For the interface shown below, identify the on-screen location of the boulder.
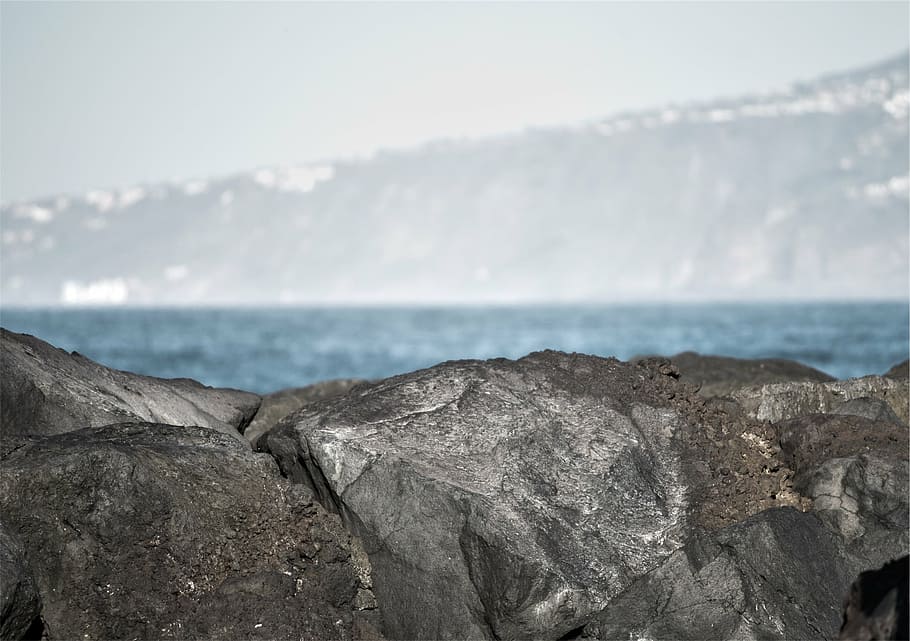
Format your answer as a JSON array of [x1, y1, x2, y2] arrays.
[[839, 555, 909, 641], [262, 351, 813, 640], [633, 351, 833, 398], [0, 329, 260, 443], [777, 413, 909, 543], [0, 523, 42, 641], [831, 397, 905, 425], [245, 379, 364, 446], [883, 359, 909, 380], [582, 508, 892, 641], [0, 422, 379, 640], [731, 375, 909, 426]]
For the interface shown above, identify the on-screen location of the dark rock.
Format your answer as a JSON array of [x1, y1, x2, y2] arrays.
[[778, 413, 909, 542], [839, 555, 909, 641], [778, 413, 909, 475], [583, 508, 892, 641], [0, 522, 42, 641], [732, 375, 909, 426], [0, 329, 261, 443], [633, 351, 834, 398], [883, 359, 909, 380], [0, 422, 378, 640], [832, 397, 905, 425], [262, 350, 812, 640], [245, 379, 364, 446]]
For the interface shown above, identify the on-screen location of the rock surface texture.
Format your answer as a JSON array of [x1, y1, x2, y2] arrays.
[[0, 523, 42, 641], [263, 352, 696, 640], [731, 375, 910, 426], [0, 329, 261, 443], [0, 423, 379, 641], [639, 351, 834, 397], [245, 379, 365, 446], [582, 508, 879, 641]]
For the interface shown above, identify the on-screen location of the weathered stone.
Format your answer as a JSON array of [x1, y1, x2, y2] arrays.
[[0, 522, 42, 641], [777, 413, 909, 475], [796, 455, 909, 541], [633, 351, 834, 398], [583, 508, 896, 641], [0, 329, 260, 443], [831, 397, 905, 425], [245, 379, 364, 446], [0, 422, 378, 641], [731, 375, 909, 426], [839, 555, 909, 641], [263, 351, 761, 640]]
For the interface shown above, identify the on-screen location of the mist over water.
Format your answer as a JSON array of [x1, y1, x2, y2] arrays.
[[2, 303, 906, 394]]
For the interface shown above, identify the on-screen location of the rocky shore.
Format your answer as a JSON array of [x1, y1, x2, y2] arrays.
[[1, 328, 907, 640]]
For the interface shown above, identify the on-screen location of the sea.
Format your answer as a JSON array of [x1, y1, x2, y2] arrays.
[[1, 303, 907, 395]]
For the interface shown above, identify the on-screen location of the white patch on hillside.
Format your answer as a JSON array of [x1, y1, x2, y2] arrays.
[[85, 190, 115, 212], [14, 204, 53, 223], [61, 278, 129, 305]]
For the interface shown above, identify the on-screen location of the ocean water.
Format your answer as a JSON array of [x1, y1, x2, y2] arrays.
[[1, 303, 907, 394]]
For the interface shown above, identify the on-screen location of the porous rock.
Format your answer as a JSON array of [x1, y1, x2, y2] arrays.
[[731, 375, 909, 426], [635, 351, 834, 398], [582, 508, 890, 641], [0, 328, 260, 442], [0, 522, 42, 641], [0, 422, 378, 641], [262, 350, 814, 640], [245, 379, 364, 446]]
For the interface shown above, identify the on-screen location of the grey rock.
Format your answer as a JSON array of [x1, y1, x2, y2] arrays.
[[731, 375, 909, 426], [0, 328, 260, 443], [263, 351, 700, 640], [777, 413, 909, 542], [839, 555, 909, 641], [777, 413, 909, 475], [245, 379, 364, 446], [831, 397, 905, 425], [583, 508, 894, 641], [883, 359, 909, 380], [0, 422, 378, 640], [635, 351, 834, 398], [796, 455, 909, 541], [0, 522, 42, 641]]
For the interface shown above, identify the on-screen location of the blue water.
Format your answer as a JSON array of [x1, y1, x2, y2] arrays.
[[1, 303, 907, 394]]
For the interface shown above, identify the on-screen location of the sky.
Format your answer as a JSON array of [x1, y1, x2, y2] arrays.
[[2, 1, 908, 203]]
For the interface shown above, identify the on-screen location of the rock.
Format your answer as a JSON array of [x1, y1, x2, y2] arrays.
[[796, 455, 909, 541], [839, 555, 909, 641], [883, 359, 909, 379], [731, 375, 909, 426], [831, 397, 905, 425], [777, 413, 909, 475], [0, 523, 42, 641], [0, 422, 379, 640], [583, 508, 891, 641], [633, 351, 834, 398], [0, 329, 261, 443], [245, 379, 364, 446], [263, 350, 809, 640]]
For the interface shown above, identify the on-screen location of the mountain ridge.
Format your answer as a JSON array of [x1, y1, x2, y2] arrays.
[[2, 51, 907, 305]]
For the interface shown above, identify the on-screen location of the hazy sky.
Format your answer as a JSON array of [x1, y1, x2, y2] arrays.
[[2, 1, 908, 202]]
